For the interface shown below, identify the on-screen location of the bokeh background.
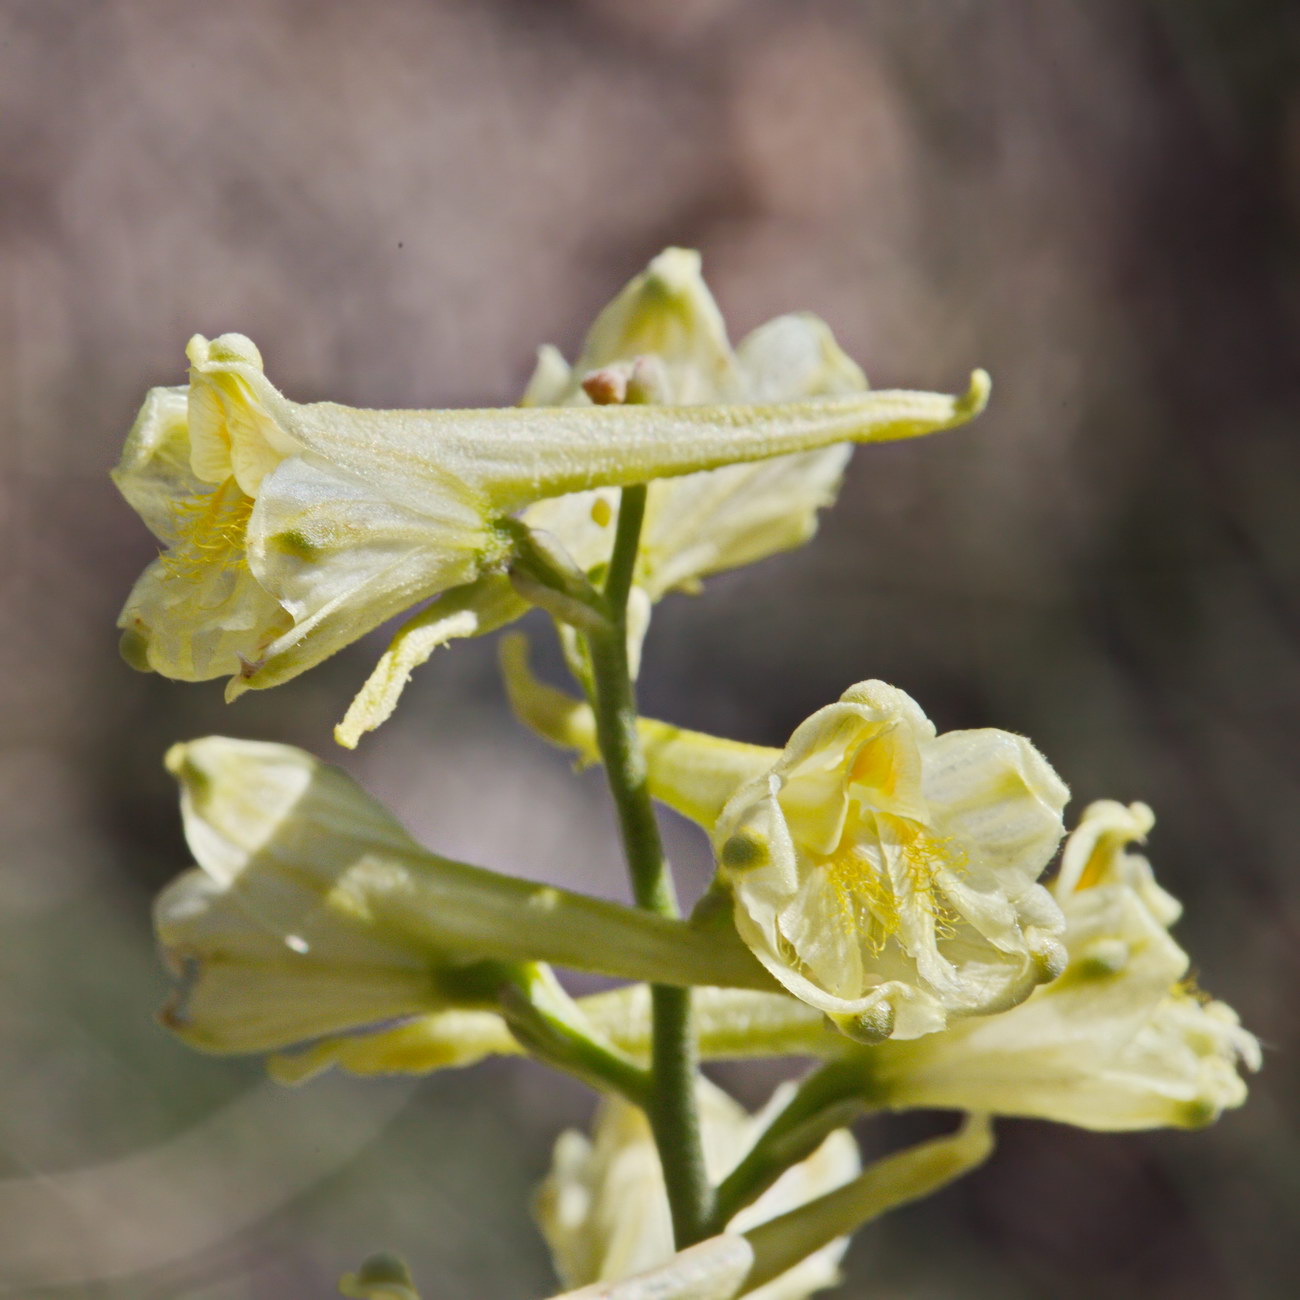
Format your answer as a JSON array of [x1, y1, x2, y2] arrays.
[[3, 1, 1299, 1296]]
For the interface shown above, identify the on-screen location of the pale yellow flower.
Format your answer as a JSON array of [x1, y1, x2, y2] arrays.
[[860, 801, 1260, 1129], [335, 247, 987, 745], [154, 737, 771, 1056], [117, 301, 985, 710], [503, 647, 1069, 1042], [115, 333, 496, 694], [709, 681, 1070, 1039], [535, 1080, 859, 1300]]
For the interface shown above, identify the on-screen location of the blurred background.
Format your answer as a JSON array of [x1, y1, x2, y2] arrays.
[[3, 1, 1299, 1295]]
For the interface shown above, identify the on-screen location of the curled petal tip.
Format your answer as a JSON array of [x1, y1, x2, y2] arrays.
[[961, 369, 992, 419]]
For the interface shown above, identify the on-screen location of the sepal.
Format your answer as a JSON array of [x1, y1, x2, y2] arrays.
[[335, 576, 526, 749]]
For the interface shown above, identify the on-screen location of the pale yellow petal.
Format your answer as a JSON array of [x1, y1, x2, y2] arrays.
[[635, 449, 851, 600], [185, 333, 299, 494], [923, 728, 1070, 882], [521, 344, 574, 407], [110, 385, 201, 542], [232, 454, 500, 694], [117, 478, 292, 681], [268, 1009, 517, 1085], [335, 576, 527, 748], [154, 871, 440, 1054]]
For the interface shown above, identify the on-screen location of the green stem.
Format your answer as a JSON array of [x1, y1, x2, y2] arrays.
[[602, 482, 646, 626], [584, 482, 714, 1246], [708, 1058, 869, 1234]]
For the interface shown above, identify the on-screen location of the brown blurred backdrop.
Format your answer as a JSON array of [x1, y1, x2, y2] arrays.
[[2, 1, 1299, 1296]]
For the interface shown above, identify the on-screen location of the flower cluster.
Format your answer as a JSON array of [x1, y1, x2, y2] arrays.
[[114, 250, 1257, 1300]]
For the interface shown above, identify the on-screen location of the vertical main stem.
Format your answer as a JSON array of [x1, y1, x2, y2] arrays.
[[585, 483, 714, 1246]]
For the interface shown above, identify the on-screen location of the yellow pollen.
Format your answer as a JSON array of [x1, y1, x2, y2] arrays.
[[1174, 974, 1213, 1006], [161, 478, 254, 588], [820, 821, 966, 953]]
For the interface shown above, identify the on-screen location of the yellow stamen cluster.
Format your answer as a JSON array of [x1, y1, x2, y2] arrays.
[[820, 820, 966, 955], [823, 846, 902, 954], [161, 479, 254, 591]]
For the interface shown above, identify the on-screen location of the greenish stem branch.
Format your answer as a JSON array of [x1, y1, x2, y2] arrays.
[[709, 1058, 869, 1234], [498, 966, 651, 1106]]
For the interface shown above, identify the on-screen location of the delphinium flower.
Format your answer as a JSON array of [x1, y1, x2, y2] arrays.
[[153, 736, 770, 1057], [337, 247, 938, 745], [503, 647, 1069, 1041], [112, 261, 988, 712]]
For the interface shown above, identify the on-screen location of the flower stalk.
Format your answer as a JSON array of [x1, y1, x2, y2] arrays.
[[707, 1059, 869, 1234], [584, 482, 714, 1247], [498, 965, 651, 1106]]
